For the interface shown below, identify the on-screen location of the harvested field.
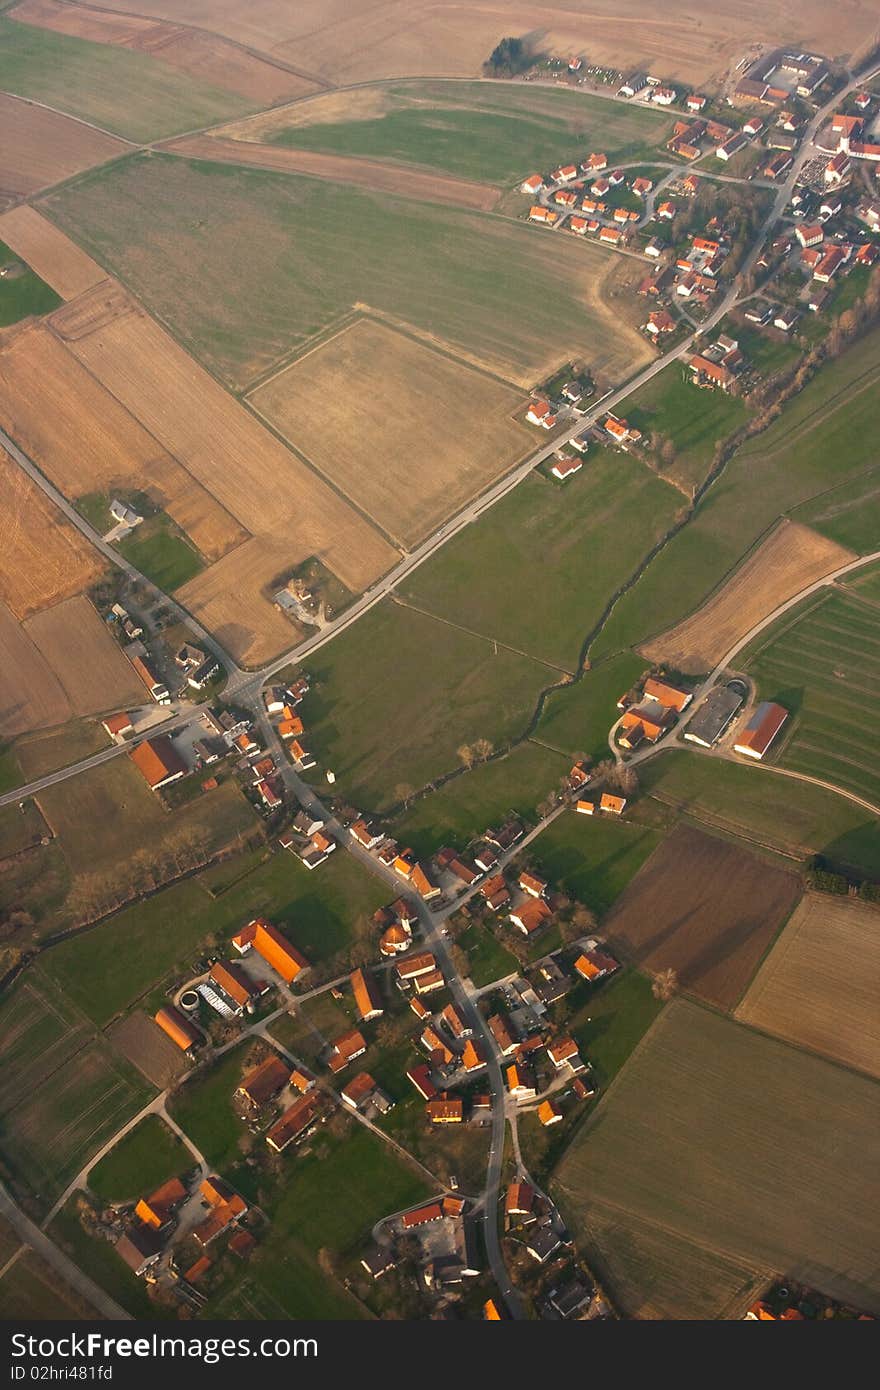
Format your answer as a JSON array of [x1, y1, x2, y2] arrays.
[[43, 153, 654, 390], [174, 535, 310, 665], [736, 893, 880, 1080], [0, 446, 104, 619], [0, 205, 107, 300], [0, 92, 126, 200], [107, 1011, 186, 1089], [163, 135, 502, 212], [23, 595, 144, 717], [604, 824, 801, 1011], [44, 294, 396, 659], [11, 0, 315, 104], [0, 601, 70, 736], [77, 0, 879, 88], [554, 1000, 880, 1318], [0, 1246, 99, 1318], [0, 323, 244, 563], [640, 521, 855, 674], [250, 319, 529, 546]]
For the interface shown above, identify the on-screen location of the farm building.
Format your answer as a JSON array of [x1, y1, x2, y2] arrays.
[[236, 1055, 290, 1107], [350, 966, 384, 1021], [129, 736, 187, 790], [265, 1092, 324, 1152], [154, 1005, 201, 1054], [232, 917, 309, 983], [643, 677, 692, 711], [733, 702, 788, 760], [684, 684, 744, 747]]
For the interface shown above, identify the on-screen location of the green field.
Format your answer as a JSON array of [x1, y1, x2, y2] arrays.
[[553, 1000, 880, 1317], [117, 515, 204, 590], [0, 16, 252, 141], [44, 154, 652, 390], [529, 810, 664, 916], [791, 468, 880, 554], [533, 651, 648, 763], [42, 846, 388, 1027], [592, 326, 880, 659], [166, 1046, 249, 1180], [744, 590, 880, 806], [400, 455, 681, 671], [390, 740, 568, 857], [267, 80, 671, 183], [625, 361, 750, 494], [0, 973, 150, 1207], [641, 750, 880, 879], [0, 239, 61, 325], [87, 1115, 190, 1203], [296, 600, 549, 812], [843, 557, 880, 604], [457, 921, 520, 987]]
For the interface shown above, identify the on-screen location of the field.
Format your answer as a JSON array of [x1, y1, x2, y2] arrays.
[[0, 205, 107, 300], [107, 1011, 188, 1088], [0, 601, 72, 736], [24, 595, 145, 715], [249, 319, 530, 547], [457, 921, 519, 988], [33, 757, 259, 934], [296, 600, 549, 812], [0, 973, 149, 1206], [0, 237, 61, 325], [0, 322, 246, 564], [41, 285, 397, 662], [744, 590, 880, 807], [11, 718, 107, 782], [533, 651, 648, 762], [626, 361, 750, 495], [163, 134, 503, 212], [11, 0, 315, 104], [43, 153, 655, 391], [0, 1248, 98, 1319], [391, 740, 568, 858], [0, 91, 126, 201], [117, 513, 203, 590], [792, 469, 880, 555], [604, 824, 801, 1010], [0, 14, 258, 142], [0, 447, 105, 618], [88, 1114, 189, 1202], [555, 1000, 880, 1317], [736, 894, 880, 1080], [844, 557, 880, 604], [72, 0, 877, 89], [530, 811, 665, 917], [641, 520, 855, 674], [399, 456, 682, 671], [218, 79, 670, 183], [641, 751, 880, 881], [42, 846, 387, 1026], [592, 325, 880, 662]]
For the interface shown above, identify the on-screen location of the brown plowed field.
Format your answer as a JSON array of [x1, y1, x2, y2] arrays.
[[0, 206, 107, 300], [0, 93, 127, 200], [11, 0, 316, 103], [736, 893, 880, 1079], [0, 446, 105, 618], [53, 296, 396, 642], [162, 134, 502, 212], [0, 323, 245, 562], [604, 824, 801, 1011], [74, 0, 878, 87], [0, 601, 69, 735], [23, 595, 144, 717], [107, 1012, 186, 1088], [249, 319, 529, 546], [640, 520, 855, 674]]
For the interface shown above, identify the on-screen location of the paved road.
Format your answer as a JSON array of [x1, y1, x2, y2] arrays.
[[0, 1181, 131, 1320]]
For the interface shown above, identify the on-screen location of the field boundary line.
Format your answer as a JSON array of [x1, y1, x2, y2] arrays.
[[389, 595, 574, 675]]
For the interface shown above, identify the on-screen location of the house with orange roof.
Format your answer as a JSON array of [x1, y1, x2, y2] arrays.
[[510, 898, 552, 936], [134, 1177, 187, 1231], [643, 676, 691, 711], [484, 1299, 503, 1320], [599, 792, 626, 815], [568, 215, 588, 236], [480, 873, 511, 910], [521, 173, 544, 195], [193, 1177, 247, 1247], [402, 1203, 444, 1229], [350, 966, 384, 1022], [236, 1054, 290, 1107], [488, 1013, 518, 1056], [599, 225, 622, 245], [526, 399, 555, 428], [529, 205, 558, 226], [505, 1180, 535, 1216], [154, 1005, 201, 1054], [657, 200, 676, 219], [547, 1037, 582, 1071], [551, 163, 579, 183], [349, 818, 384, 850], [538, 1099, 563, 1126], [102, 712, 134, 742], [576, 799, 596, 815], [396, 951, 437, 982], [414, 968, 446, 995], [327, 1028, 367, 1072], [426, 1095, 463, 1124], [277, 714, 304, 740], [265, 1090, 325, 1152], [462, 1039, 486, 1072], [554, 188, 578, 208], [583, 152, 607, 171], [340, 1071, 378, 1111], [518, 870, 547, 899], [407, 1063, 439, 1100], [506, 1062, 536, 1099], [574, 947, 619, 982], [232, 918, 309, 984], [209, 959, 267, 1016], [551, 454, 583, 481]]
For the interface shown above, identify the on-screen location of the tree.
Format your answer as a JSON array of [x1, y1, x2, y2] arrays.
[[660, 436, 677, 467], [483, 36, 532, 77], [651, 967, 678, 1001], [473, 738, 494, 762], [457, 744, 474, 770]]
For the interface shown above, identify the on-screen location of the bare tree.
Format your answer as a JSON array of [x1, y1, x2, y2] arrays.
[[473, 738, 494, 763], [457, 744, 475, 770], [651, 967, 678, 1001]]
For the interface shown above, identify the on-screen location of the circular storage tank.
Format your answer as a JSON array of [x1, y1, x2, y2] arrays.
[[179, 989, 200, 1014]]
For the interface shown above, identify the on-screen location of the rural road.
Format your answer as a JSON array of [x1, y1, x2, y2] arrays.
[[0, 1181, 131, 1320]]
